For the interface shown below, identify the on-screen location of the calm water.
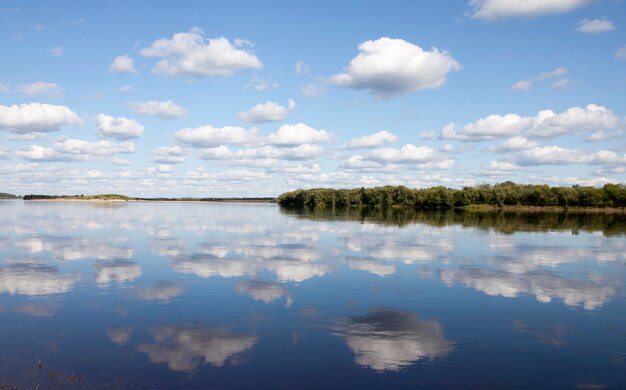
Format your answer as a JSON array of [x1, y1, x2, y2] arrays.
[[1, 201, 625, 389]]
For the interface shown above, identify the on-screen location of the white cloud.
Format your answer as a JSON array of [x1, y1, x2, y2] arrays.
[[615, 45, 626, 59], [140, 27, 262, 77], [441, 113, 531, 141], [0, 103, 81, 134], [484, 160, 521, 172], [201, 144, 324, 161], [49, 46, 63, 56], [16, 81, 62, 97], [511, 80, 531, 91], [301, 83, 326, 97], [366, 144, 437, 163], [512, 67, 567, 91], [237, 99, 296, 123], [109, 54, 136, 74], [175, 124, 258, 147], [441, 104, 620, 141], [119, 85, 134, 93], [268, 123, 330, 146], [0, 146, 9, 160], [55, 138, 135, 156], [130, 100, 187, 119], [96, 114, 144, 140], [514, 146, 626, 166], [526, 104, 619, 138], [418, 130, 436, 140], [576, 18, 615, 33], [331, 37, 460, 98], [343, 130, 398, 149], [17, 138, 135, 162], [295, 61, 310, 75], [585, 129, 623, 142], [153, 145, 186, 164], [469, 0, 593, 20], [535, 67, 568, 80], [491, 136, 537, 152], [550, 79, 570, 90]]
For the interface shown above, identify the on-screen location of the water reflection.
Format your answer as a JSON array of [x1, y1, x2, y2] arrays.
[[337, 309, 453, 372], [235, 280, 293, 306], [135, 281, 185, 302], [95, 259, 142, 285], [137, 326, 257, 372], [0, 261, 79, 296], [0, 201, 624, 387], [107, 326, 132, 345]]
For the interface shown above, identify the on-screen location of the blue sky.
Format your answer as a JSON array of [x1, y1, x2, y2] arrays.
[[0, 0, 625, 197]]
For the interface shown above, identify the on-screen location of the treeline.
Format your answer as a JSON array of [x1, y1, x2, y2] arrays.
[[280, 207, 626, 236], [23, 194, 131, 200], [0, 192, 19, 199], [277, 182, 626, 209]]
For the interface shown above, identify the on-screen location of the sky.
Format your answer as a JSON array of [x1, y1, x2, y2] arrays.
[[0, 0, 625, 197]]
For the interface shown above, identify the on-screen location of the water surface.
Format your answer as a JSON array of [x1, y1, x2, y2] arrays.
[[1, 201, 625, 388]]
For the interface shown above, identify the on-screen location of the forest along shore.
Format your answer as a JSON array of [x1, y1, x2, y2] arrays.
[[277, 182, 626, 211]]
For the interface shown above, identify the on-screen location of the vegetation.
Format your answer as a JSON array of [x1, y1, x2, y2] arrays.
[[23, 194, 132, 201], [22, 194, 276, 202], [0, 192, 19, 199], [278, 182, 626, 209], [279, 207, 626, 236]]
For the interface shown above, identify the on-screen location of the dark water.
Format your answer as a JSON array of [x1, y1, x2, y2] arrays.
[[1, 201, 625, 389]]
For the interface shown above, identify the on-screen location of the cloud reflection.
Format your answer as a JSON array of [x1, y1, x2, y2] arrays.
[[137, 326, 257, 372], [235, 280, 292, 306], [95, 259, 142, 285], [0, 261, 79, 296], [337, 309, 453, 372], [135, 281, 185, 301]]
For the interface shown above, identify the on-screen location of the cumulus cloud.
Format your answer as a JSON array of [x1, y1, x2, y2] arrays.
[[110, 54, 136, 74], [237, 99, 296, 123], [174, 124, 259, 147], [137, 326, 257, 372], [0, 146, 10, 160], [441, 104, 620, 141], [364, 144, 438, 164], [201, 144, 324, 161], [17, 138, 135, 162], [491, 136, 538, 152], [514, 146, 626, 166], [441, 114, 530, 141], [16, 82, 62, 97], [301, 82, 326, 97], [140, 27, 262, 77], [469, 0, 592, 20], [338, 309, 453, 372], [268, 123, 330, 146], [0, 103, 81, 134], [129, 100, 187, 119], [96, 114, 144, 140], [331, 37, 460, 98], [342, 130, 398, 149], [576, 18, 615, 33], [153, 145, 187, 164]]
